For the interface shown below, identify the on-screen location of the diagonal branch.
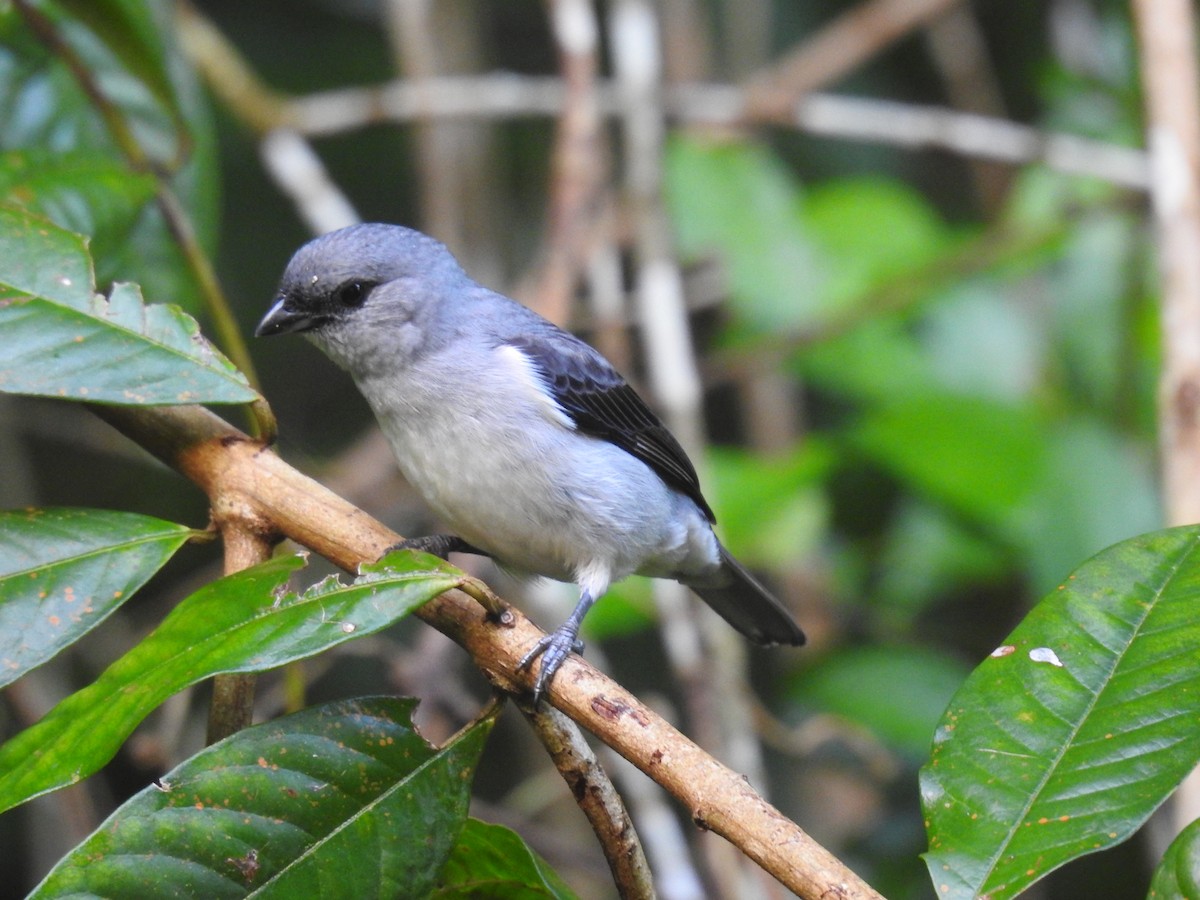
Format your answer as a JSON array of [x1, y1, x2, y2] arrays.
[[91, 401, 881, 900]]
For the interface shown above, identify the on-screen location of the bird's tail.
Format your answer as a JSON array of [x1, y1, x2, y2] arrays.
[[685, 545, 806, 646]]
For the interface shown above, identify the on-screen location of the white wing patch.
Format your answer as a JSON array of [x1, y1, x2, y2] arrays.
[[496, 343, 575, 430]]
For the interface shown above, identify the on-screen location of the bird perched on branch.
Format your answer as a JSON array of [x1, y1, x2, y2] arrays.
[[256, 224, 805, 700]]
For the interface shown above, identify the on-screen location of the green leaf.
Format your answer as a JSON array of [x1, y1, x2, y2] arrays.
[[802, 177, 954, 309], [0, 4, 219, 313], [920, 526, 1200, 899], [1149, 817, 1200, 900], [53, 0, 184, 130], [1012, 418, 1161, 594], [788, 646, 970, 760], [849, 393, 1046, 533], [666, 136, 830, 331], [0, 551, 465, 814], [0, 205, 258, 404], [0, 507, 193, 688], [0, 149, 157, 272], [30, 697, 498, 899], [707, 442, 834, 569], [434, 819, 578, 899]]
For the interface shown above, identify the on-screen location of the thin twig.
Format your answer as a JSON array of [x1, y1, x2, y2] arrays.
[[612, 5, 770, 896], [176, 5, 1148, 191], [740, 0, 960, 117], [276, 76, 1150, 189], [922, 4, 1011, 211], [600, 745, 706, 900], [515, 698, 656, 899], [259, 129, 361, 234], [1130, 0, 1200, 832], [524, 0, 608, 325], [205, 525, 274, 743]]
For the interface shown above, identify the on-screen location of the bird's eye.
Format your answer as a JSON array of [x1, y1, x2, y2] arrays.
[[334, 281, 371, 308]]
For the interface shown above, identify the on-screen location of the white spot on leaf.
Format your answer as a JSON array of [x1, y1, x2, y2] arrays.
[[1029, 647, 1063, 667]]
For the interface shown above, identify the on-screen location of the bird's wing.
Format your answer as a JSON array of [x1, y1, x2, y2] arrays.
[[506, 332, 715, 522]]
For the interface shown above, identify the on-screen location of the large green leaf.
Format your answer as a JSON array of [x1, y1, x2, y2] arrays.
[[0, 205, 257, 404], [0, 3, 219, 312], [0, 149, 157, 268], [0, 551, 465, 814], [433, 819, 578, 899], [0, 506, 194, 688], [920, 526, 1200, 899], [30, 697, 498, 898], [53, 0, 184, 132]]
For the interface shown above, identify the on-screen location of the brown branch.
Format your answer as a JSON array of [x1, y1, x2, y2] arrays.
[[205, 525, 274, 743], [741, 0, 961, 117], [91, 402, 881, 900], [515, 698, 654, 899]]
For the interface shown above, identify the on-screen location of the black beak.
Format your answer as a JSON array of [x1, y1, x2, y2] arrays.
[[255, 297, 322, 337]]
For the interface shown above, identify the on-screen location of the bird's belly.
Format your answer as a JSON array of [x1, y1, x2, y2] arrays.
[[376, 401, 696, 583]]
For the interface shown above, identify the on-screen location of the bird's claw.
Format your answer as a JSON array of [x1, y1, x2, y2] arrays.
[[384, 534, 483, 561], [519, 626, 585, 703]]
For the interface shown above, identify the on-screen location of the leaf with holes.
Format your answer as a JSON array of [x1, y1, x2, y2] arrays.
[[921, 526, 1200, 899], [29, 697, 498, 898], [0, 507, 195, 688], [0, 205, 257, 404], [0, 551, 464, 814]]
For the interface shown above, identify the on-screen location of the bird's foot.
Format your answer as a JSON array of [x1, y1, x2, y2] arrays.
[[519, 626, 586, 703], [384, 534, 485, 561]]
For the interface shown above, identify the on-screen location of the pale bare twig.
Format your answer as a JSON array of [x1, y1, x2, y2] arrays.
[[259, 129, 360, 234], [1130, 0, 1200, 832], [601, 745, 706, 900], [923, 4, 1012, 211], [278, 77, 1150, 189], [523, 0, 608, 326]]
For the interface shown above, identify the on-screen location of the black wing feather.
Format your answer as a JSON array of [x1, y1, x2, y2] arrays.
[[508, 333, 716, 522]]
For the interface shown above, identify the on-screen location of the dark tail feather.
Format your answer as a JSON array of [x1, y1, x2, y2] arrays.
[[686, 545, 806, 647]]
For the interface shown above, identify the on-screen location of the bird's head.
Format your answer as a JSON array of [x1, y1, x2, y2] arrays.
[[255, 224, 467, 370]]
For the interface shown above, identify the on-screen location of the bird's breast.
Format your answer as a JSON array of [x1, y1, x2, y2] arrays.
[[358, 358, 711, 584]]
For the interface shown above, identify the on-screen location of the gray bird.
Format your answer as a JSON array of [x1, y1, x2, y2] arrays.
[[256, 224, 805, 700]]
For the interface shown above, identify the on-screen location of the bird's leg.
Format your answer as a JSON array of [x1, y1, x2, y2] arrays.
[[384, 534, 488, 561], [519, 589, 594, 702]]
